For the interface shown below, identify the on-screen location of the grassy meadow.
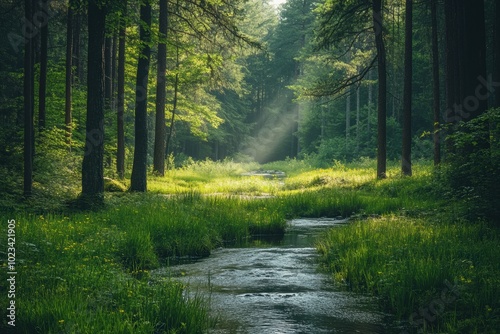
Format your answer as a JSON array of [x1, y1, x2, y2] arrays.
[[1, 158, 499, 333]]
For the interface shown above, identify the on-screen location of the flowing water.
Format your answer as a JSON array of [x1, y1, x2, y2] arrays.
[[155, 218, 399, 333]]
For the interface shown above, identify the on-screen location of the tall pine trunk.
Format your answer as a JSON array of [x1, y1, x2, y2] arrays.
[[39, 0, 48, 132], [495, 0, 500, 108], [461, 0, 487, 122], [401, 0, 413, 176], [165, 45, 180, 170], [65, 1, 73, 146], [444, 0, 458, 154], [153, 0, 168, 176], [130, 1, 152, 192], [82, 0, 106, 203], [111, 34, 118, 110], [368, 69, 372, 135], [373, 0, 387, 179], [345, 87, 350, 151], [104, 37, 113, 111], [117, 0, 127, 179], [356, 86, 360, 152], [72, 13, 81, 84], [431, 0, 441, 165], [24, 0, 34, 197]]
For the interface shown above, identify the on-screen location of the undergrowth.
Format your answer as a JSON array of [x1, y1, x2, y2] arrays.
[[0, 158, 497, 333]]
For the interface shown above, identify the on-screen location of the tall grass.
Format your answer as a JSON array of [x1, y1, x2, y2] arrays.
[[1, 213, 210, 333], [0, 191, 289, 332], [316, 216, 500, 333], [2, 158, 495, 333]]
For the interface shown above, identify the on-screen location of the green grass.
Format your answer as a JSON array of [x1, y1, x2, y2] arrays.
[[1, 158, 498, 333], [1, 213, 211, 333], [316, 215, 500, 333]]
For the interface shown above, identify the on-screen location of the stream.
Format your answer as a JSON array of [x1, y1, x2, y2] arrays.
[[155, 218, 399, 333]]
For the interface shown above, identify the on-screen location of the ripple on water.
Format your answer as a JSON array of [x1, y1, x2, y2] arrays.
[[154, 218, 398, 334]]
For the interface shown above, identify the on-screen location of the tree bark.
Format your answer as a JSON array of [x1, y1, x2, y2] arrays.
[[368, 69, 372, 135], [345, 87, 350, 151], [461, 0, 487, 121], [165, 45, 180, 169], [153, 0, 168, 176], [65, 1, 73, 146], [39, 0, 48, 132], [72, 12, 81, 84], [401, 0, 413, 176], [117, 0, 127, 179], [82, 0, 106, 202], [495, 0, 500, 108], [431, 0, 441, 165], [165, 71, 179, 170], [444, 0, 458, 154], [104, 36, 113, 110], [356, 86, 360, 152], [130, 1, 152, 192], [111, 34, 118, 110], [24, 0, 34, 197], [373, 0, 387, 179]]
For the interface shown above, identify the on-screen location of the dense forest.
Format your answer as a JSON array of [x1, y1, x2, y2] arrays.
[[1, 0, 499, 213], [0, 0, 498, 209], [1, 0, 499, 333]]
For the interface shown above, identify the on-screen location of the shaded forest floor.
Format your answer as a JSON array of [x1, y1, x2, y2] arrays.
[[1, 159, 499, 333]]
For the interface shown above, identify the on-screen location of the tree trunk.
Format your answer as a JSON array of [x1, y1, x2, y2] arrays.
[[39, 0, 48, 132], [82, 0, 106, 203], [345, 87, 350, 151], [356, 86, 360, 152], [153, 0, 168, 176], [368, 69, 372, 135], [444, 0, 458, 154], [401, 0, 413, 176], [495, 0, 500, 108], [130, 1, 152, 192], [104, 36, 113, 110], [24, 0, 34, 197], [72, 13, 81, 84], [165, 72, 179, 169], [461, 0, 487, 121], [431, 0, 441, 165], [373, 0, 387, 179], [65, 1, 73, 146], [111, 34, 118, 110], [117, 0, 127, 179]]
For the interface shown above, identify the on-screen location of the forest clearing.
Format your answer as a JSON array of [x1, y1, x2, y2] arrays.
[[1, 0, 500, 332], [2, 159, 500, 333]]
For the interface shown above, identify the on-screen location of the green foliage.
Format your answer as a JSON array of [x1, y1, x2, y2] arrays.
[[442, 108, 500, 223]]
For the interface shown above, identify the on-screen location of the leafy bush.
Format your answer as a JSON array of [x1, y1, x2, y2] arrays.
[[443, 108, 500, 224]]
